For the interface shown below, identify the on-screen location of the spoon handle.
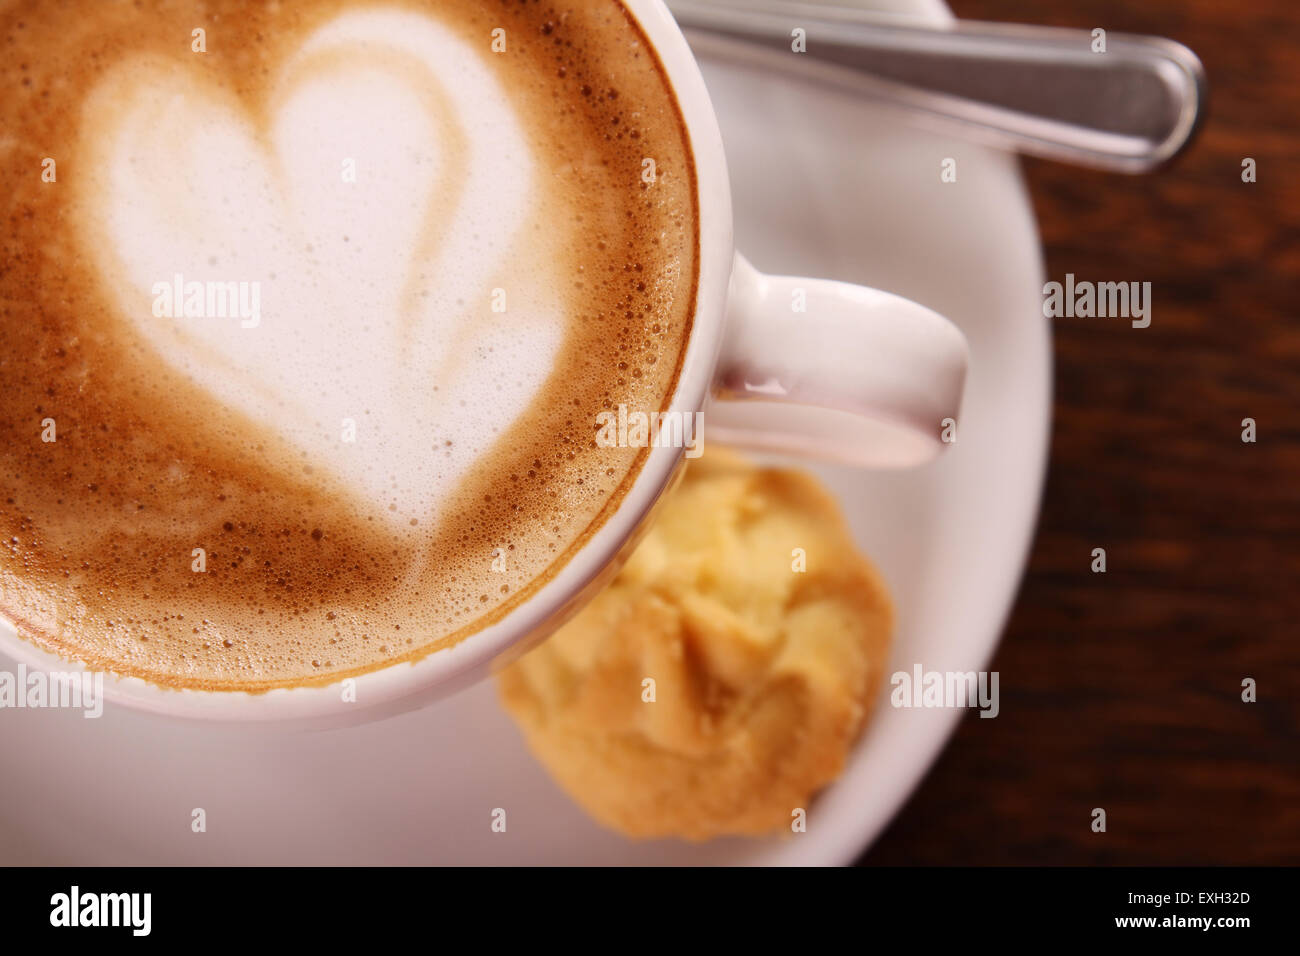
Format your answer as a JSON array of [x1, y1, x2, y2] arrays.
[[667, 0, 1206, 172]]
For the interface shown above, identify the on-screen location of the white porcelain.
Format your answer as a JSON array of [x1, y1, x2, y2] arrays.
[[0, 0, 1049, 864], [0, 0, 968, 724], [716, 253, 966, 467]]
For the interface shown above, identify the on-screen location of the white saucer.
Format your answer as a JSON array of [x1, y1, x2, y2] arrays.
[[0, 0, 1049, 865]]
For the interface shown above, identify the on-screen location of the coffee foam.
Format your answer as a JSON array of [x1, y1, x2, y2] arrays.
[[84, 10, 566, 528], [0, 0, 698, 689]]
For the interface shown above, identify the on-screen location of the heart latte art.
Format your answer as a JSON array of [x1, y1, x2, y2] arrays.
[[87, 11, 568, 526], [0, 0, 697, 689]]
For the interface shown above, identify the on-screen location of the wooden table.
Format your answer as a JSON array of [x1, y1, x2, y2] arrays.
[[861, 0, 1300, 865]]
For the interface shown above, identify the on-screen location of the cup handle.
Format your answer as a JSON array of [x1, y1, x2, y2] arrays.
[[706, 252, 969, 467]]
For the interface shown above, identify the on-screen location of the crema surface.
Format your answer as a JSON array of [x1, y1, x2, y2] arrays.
[[0, 0, 697, 689]]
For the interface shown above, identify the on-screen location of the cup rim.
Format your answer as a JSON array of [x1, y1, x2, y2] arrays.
[[0, 0, 734, 724]]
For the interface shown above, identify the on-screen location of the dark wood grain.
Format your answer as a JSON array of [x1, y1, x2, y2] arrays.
[[860, 0, 1300, 865]]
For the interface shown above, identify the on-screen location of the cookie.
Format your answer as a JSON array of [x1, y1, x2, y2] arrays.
[[496, 448, 893, 840]]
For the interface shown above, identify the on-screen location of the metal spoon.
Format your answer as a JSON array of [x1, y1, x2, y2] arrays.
[[667, 0, 1206, 172]]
